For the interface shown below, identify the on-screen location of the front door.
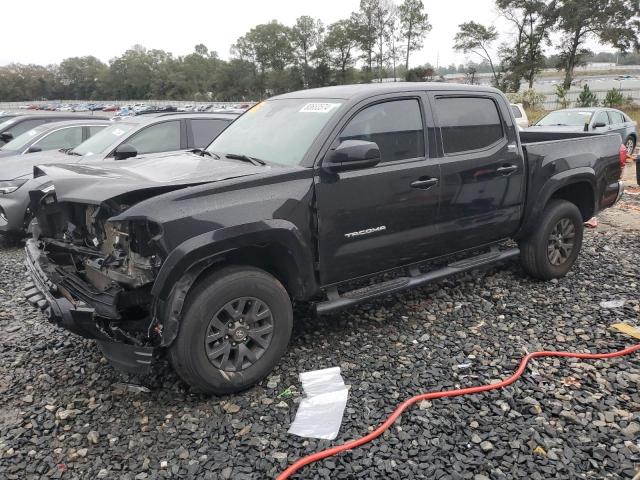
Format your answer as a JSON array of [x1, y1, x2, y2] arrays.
[[315, 96, 441, 285], [430, 93, 526, 253]]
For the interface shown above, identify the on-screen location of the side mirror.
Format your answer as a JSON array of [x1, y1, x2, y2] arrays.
[[593, 122, 607, 128], [114, 143, 137, 160], [26, 145, 42, 154], [0, 132, 13, 143], [323, 140, 381, 172]]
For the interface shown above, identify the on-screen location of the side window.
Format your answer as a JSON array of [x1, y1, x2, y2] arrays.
[[593, 111, 609, 126], [191, 119, 229, 148], [511, 105, 522, 118], [35, 127, 83, 151], [609, 111, 625, 125], [126, 121, 181, 154], [88, 125, 106, 137], [7, 119, 46, 138], [435, 97, 504, 154], [339, 99, 424, 162]]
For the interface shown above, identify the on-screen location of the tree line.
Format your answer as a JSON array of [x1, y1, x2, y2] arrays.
[[0, 0, 638, 102]]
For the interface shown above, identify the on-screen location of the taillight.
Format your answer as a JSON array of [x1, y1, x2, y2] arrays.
[[619, 144, 627, 178]]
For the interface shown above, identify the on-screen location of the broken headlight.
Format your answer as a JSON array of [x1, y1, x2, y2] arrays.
[[0, 179, 27, 194]]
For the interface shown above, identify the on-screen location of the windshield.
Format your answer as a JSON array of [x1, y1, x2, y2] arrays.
[[536, 110, 593, 127], [206, 99, 343, 166], [0, 125, 47, 151], [72, 123, 134, 156]]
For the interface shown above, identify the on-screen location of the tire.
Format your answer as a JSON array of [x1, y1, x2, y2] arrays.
[[625, 135, 636, 156], [519, 199, 584, 281], [169, 265, 293, 395]]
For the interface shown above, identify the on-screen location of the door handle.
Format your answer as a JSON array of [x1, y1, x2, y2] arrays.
[[496, 164, 518, 176], [410, 177, 439, 189]]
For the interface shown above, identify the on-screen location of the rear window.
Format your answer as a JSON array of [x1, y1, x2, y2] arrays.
[[609, 111, 625, 124], [511, 105, 522, 118], [435, 97, 504, 154]]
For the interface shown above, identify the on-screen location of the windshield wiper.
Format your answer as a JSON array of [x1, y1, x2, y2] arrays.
[[64, 149, 81, 156], [190, 148, 216, 158], [224, 153, 267, 166]]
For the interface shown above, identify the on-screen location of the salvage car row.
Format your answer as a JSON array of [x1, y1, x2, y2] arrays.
[[0, 83, 631, 396]]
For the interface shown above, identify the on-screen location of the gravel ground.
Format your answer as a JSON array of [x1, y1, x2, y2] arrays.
[[1, 198, 639, 480]]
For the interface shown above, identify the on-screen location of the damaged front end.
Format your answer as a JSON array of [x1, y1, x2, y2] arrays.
[[25, 188, 165, 373]]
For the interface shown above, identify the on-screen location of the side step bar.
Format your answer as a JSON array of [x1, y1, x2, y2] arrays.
[[314, 247, 520, 315]]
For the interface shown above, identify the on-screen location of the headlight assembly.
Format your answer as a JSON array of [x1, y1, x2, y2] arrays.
[[0, 179, 27, 194]]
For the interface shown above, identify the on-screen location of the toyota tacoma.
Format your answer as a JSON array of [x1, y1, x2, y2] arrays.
[[24, 83, 626, 394]]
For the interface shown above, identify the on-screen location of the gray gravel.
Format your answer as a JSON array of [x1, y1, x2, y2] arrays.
[[1, 204, 639, 479]]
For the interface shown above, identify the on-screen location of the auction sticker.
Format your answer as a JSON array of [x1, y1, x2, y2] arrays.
[[299, 103, 341, 113], [112, 128, 125, 137]]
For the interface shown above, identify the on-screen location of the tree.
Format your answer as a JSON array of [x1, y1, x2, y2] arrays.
[[556, 0, 640, 89], [324, 19, 359, 84], [373, 0, 393, 81], [57, 56, 108, 99], [454, 22, 501, 86], [398, 0, 431, 71], [576, 84, 598, 107], [386, 4, 403, 81], [353, 0, 379, 78], [291, 16, 324, 88], [603, 87, 625, 107], [496, 0, 557, 91]]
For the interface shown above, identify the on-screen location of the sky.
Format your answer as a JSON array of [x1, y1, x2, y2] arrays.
[[1, 0, 611, 68]]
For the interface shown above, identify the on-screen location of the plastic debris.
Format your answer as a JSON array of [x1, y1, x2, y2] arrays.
[[584, 217, 598, 228], [288, 367, 350, 440], [600, 299, 626, 309], [112, 383, 151, 394]]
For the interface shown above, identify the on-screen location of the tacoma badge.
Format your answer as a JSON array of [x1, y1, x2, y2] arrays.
[[344, 226, 386, 238]]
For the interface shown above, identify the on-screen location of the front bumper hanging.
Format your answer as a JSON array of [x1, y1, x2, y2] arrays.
[[24, 239, 154, 374]]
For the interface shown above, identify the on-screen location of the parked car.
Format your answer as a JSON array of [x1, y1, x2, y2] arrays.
[[529, 107, 637, 154], [102, 104, 118, 112], [0, 112, 238, 236], [0, 114, 98, 146], [0, 119, 109, 158], [22, 83, 625, 395], [510, 103, 529, 129]]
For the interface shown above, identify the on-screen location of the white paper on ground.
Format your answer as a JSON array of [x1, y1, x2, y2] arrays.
[[288, 366, 350, 440]]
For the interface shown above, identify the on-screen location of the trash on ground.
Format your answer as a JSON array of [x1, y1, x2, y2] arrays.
[[585, 217, 598, 228], [611, 322, 640, 340], [600, 299, 626, 309], [288, 366, 350, 440], [112, 383, 151, 394]]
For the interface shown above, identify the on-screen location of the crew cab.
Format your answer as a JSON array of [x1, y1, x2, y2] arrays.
[[24, 83, 625, 395]]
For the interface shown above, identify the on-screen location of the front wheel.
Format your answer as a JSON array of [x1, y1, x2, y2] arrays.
[[519, 200, 584, 280], [169, 266, 293, 394]]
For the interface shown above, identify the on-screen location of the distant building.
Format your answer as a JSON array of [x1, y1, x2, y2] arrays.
[[577, 62, 617, 70]]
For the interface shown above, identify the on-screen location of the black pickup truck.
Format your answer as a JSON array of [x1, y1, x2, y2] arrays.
[[24, 84, 625, 394]]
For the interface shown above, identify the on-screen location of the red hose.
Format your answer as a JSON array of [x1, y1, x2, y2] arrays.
[[277, 343, 640, 480]]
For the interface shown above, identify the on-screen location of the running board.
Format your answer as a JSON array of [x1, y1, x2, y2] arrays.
[[314, 247, 520, 315]]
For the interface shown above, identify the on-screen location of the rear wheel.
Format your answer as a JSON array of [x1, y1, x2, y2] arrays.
[[519, 200, 584, 280], [625, 135, 636, 156], [169, 266, 293, 394]]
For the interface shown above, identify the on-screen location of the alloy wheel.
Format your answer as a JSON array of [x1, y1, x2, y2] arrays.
[[547, 218, 576, 266]]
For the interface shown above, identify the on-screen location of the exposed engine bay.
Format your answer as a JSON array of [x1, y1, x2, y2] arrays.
[[32, 194, 163, 345]]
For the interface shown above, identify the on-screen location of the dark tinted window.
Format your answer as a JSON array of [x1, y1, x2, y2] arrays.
[[127, 121, 181, 154], [435, 97, 504, 154], [191, 119, 229, 148], [7, 119, 46, 138], [35, 126, 83, 150], [593, 111, 609, 126], [511, 105, 522, 118], [609, 111, 625, 124], [340, 99, 424, 162]]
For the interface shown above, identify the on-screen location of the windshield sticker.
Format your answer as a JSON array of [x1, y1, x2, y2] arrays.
[[299, 103, 341, 113], [112, 128, 125, 137], [27, 130, 37, 136]]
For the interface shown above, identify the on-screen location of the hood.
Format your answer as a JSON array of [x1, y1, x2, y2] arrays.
[[0, 149, 20, 158], [0, 150, 72, 180], [35, 151, 267, 204]]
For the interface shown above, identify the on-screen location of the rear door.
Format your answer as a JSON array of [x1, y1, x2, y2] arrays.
[[316, 94, 441, 285], [430, 92, 525, 253]]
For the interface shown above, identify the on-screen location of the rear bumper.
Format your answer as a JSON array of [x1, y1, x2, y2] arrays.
[[24, 239, 154, 374]]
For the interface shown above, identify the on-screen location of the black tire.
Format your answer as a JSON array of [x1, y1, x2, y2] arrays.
[[519, 199, 584, 281], [169, 265, 293, 395], [625, 135, 636, 156]]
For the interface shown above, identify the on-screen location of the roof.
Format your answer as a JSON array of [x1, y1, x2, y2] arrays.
[[35, 119, 111, 129], [113, 112, 240, 125], [272, 82, 502, 101]]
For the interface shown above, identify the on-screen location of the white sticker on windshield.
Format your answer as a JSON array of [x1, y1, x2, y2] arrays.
[[112, 128, 125, 137], [299, 103, 341, 113], [27, 130, 37, 136]]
